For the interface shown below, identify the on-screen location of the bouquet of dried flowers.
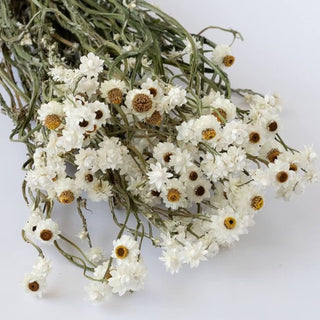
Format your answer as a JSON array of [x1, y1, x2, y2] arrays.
[[0, 0, 318, 301]]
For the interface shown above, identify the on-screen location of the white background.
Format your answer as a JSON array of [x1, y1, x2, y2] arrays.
[[1, 0, 320, 319]]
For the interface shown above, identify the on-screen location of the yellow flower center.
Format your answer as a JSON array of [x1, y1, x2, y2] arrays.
[[44, 114, 62, 130], [251, 196, 264, 210], [167, 188, 181, 202], [202, 128, 216, 140], [107, 88, 123, 104], [58, 190, 75, 204], [223, 55, 235, 67], [224, 217, 237, 229], [132, 93, 153, 113], [115, 245, 129, 259]]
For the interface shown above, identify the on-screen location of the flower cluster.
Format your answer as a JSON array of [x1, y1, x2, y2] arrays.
[[1, 0, 317, 304], [20, 51, 318, 301]]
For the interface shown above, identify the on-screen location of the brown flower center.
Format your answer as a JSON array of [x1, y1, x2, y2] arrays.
[[40, 229, 53, 241], [276, 171, 289, 183], [107, 88, 123, 104], [289, 163, 298, 172], [115, 245, 129, 259], [85, 174, 94, 183], [189, 171, 198, 181], [151, 190, 160, 197], [267, 148, 280, 163], [146, 111, 162, 125], [267, 121, 278, 132], [251, 196, 264, 210], [223, 55, 235, 67], [202, 128, 217, 140], [58, 190, 75, 204], [195, 186, 205, 196], [149, 87, 158, 97], [79, 119, 89, 127], [132, 93, 153, 113], [249, 132, 261, 144], [95, 110, 103, 120], [44, 114, 62, 130], [28, 281, 40, 292], [212, 108, 227, 123], [224, 217, 237, 229], [163, 152, 172, 163], [167, 188, 181, 202]]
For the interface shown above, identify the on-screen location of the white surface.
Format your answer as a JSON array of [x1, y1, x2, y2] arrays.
[[1, 0, 320, 319]]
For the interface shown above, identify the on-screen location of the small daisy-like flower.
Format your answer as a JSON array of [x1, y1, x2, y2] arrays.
[[166, 86, 187, 109], [181, 241, 208, 268], [87, 247, 106, 264], [180, 165, 203, 184], [38, 101, 64, 130], [153, 142, 177, 167], [159, 248, 183, 274], [147, 162, 173, 191], [161, 178, 188, 210], [87, 179, 113, 202], [86, 281, 112, 302], [31, 257, 52, 278], [194, 115, 221, 146], [35, 219, 61, 245], [109, 260, 146, 296], [211, 44, 235, 68], [210, 207, 250, 246], [23, 273, 46, 298], [79, 52, 104, 78], [125, 88, 155, 119], [111, 235, 140, 263], [100, 79, 127, 104], [186, 178, 211, 203], [141, 78, 164, 101]]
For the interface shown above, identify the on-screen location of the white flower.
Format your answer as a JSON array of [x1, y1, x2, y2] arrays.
[[79, 52, 104, 78], [166, 86, 187, 109], [86, 282, 112, 302], [38, 101, 64, 122], [23, 273, 47, 298], [23, 212, 43, 239], [31, 257, 52, 278], [182, 37, 202, 56], [87, 180, 113, 202], [109, 260, 146, 296], [74, 148, 98, 171], [186, 178, 211, 203], [76, 76, 99, 97], [193, 115, 222, 146], [159, 248, 183, 274], [170, 148, 193, 174], [147, 162, 173, 191], [100, 79, 127, 104], [125, 88, 155, 119], [161, 178, 188, 210], [141, 78, 164, 102], [210, 207, 251, 246], [35, 219, 61, 245], [87, 247, 106, 264], [111, 235, 140, 263], [153, 142, 177, 167], [182, 241, 208, 268], [211, 44, 233, 68]]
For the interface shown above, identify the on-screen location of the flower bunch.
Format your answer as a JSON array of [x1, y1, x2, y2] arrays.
[[0, 0, 318, 302]]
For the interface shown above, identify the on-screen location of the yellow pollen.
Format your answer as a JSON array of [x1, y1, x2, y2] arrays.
[[28, 281, 40, 292], [249, 132, 261, 144], [146, 111, 162, 125], [224, 217, 237, 229], [40, 229, 53, 241], [212, 108, 227, 123], [44, 114, 62, 130], [251, 196, 264, 210], [115, 245, 129, 259], [167, 188, 181, 202], [132, 94, 153, 113], [58, 190, 75, 204], [223, 55, 235, 67], [267, 148, 280, 163], [276, 171, 289, 183], [107, 88, 123, 104], [202, 128, 217, 140]]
